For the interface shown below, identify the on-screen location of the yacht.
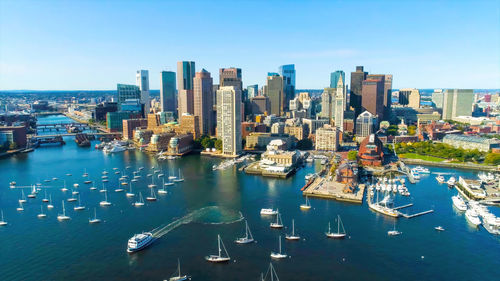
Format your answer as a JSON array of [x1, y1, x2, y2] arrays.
[[452, 195, 467, 211], [270, 211, 284, 229], [434, 226, 445, 231], [387, 221, 401, 236], [173, 169, 184, 182], [146, 188, 157, 201], [167, 259, 190, 281], [300, 196, 311, 210], [465, 209, 481, 227], [37, 205, 47, 218], [57, 201, 71, 221], [47, 195, 54, 209], [74, 195, 85, 211], [410, 169, 420, 180], [205, 234, 231, 263], [0, 210, 7, 226], [133, 192, 145, 207], [326, 215, 346, 239], [447, 177, 456, 187], [369, 202, 400, 218], [19, 190, 27, 203], [100, 191, 112, 206], [17, 201, 24, 211], [436, 175, 445, 184], [285, 219, 300, 241], [127, 232, 155, 253], [89, 208, 101, 224], [270, 236, 287, 259], [414, 166, 430, 174], [235, 220, 255, 244], [260, 208, 278, 216]]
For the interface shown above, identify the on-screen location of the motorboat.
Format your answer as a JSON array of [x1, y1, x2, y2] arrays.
[[413, 166, 430, 174], [260, 208, 278, 216], [447, 177, 456, 187], [127, 232, 154, 253], [436, 175, 445, 184], [205, 235, 231, 262], [452, 195, 467, 211], [235, 220, 255, 244], [465, 209, 481, 227]]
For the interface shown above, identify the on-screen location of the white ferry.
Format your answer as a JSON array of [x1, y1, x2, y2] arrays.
[[127, 232, 154, 253], [451, 195, 467, 211]]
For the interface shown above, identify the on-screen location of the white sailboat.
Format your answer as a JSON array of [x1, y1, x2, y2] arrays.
[[173, 169, 184, 182], [146, 188, 157, 201], [270, 236, 287, 259], [167, 259, 190, 281], [19, 189, 27, 203], [74, 194, 85, 210], [57, 200, 71, 220], [37, 205, 47, 218], [261, 262, 280, 281], [100, 182, 107, 193], [27, 185, 36, 198], [158, 178, 168, 194], [387, 220, 402, 236], [42, 190, 49, 202], [326, 215, 346, 239], [100, 190, 112, 206], [133, 192, 145, 206], [205, 234, 231, 262], [16, 201, 24, 211], [270, 210, 284, 229], [47, 194, 54, 209], [89, 208, 101, 224], [148, 174, 157, 188], [168, 169, 177, 180], [235, 220, 255, 244], [285, 219, 300, 241], [126, 182, 135, 197], [67, 192, 77, 202], [0, 210, 7, 226], [300, 196, 311, 210], [61, 180, 68, 192]]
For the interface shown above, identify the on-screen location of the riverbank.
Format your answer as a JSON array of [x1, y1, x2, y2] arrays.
[[400, 157, 498, 171]]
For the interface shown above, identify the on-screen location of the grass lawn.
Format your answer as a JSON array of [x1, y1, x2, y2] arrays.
[[399, 153, 445, 162]]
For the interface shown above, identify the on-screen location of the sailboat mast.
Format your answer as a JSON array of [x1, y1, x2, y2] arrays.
[[292, 219, 295, 235], [218, 235, 222, 257]]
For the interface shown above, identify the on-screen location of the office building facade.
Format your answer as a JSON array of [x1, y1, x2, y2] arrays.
[[160, 71, 176, 113], [264, 74, 284, 116], [216, 86, 242, 156], [177, 61, 195, 91], [247, 84, 258, 99], [136, 70, 150, 114], [442, 89, 474, 119], [362, 77, 385, 120], [350, 66, 368, 116], [399, 88, 421, 109], [356, 110, 378, 138], [193, 69, 214, 136], [330, 70, 345, 89], [279, 64, 295, 110]]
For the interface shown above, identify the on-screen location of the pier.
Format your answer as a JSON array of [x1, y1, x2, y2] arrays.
[[401, 210, 434, 219], [393, 203, 413, 210]]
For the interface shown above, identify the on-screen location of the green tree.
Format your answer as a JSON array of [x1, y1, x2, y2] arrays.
[[408, 125, 417, 136], [214, 139, 223, 151], [386, 125, 398, 136], [484, 153, 500, 165], [347, 150, 357, 160]]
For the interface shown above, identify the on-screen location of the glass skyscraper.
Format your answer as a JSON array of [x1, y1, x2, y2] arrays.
[[279, 64, 295, 110], [160, 71, 176, 113], [330, 70, 345, 89]]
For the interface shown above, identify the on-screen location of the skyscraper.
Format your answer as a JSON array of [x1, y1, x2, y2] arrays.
[[361, 77, 385, 119], [177, 61, 195, 117], [193, 69, 214, 136], [442, 89, 474, 119], [431, 89, 444, 108], [178, 89, 194, 117], [367, 74, 392, 120], [216, 86, 242, 156], [399, 88, 420, 109], [264, 74, 284, 116], [136, 70, 150, 114], [219, 68, 242, 92], [334, 77, 345, 131], [247, 84, 258, 99], [330, 70, 345, 89], [356, 111, 378, 138], [320, 88, 335, 121], [117, 84, 141, 104], [160, 71, 176, 113], [279, 64, 295, 110], [350, 66, 367, 116]]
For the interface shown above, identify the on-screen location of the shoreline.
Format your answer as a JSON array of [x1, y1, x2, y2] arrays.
[[400, 158, 498, 172]]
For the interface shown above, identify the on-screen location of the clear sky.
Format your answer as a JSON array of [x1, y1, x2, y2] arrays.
[[1, 0, 499, 90]]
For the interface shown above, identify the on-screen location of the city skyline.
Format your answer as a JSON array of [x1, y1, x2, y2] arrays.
[[1, 0, 499, 90]]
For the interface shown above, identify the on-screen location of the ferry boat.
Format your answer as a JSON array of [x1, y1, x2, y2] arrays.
[[127, 232, 154, 253], [452, 195, 467, 211], [447, 177, 456, 187], [436, 175, 445, 184], [465, 209, 481, 227], [260, 208, 278, 215]]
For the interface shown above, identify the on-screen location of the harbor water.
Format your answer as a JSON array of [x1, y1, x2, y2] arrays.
[[0, 115, 499, 281]]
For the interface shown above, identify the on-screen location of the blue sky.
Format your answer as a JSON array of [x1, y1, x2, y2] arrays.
[[1, 0, 499, 90]]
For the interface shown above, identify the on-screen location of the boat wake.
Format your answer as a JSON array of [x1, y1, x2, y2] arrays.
[[151, 206, 243, 238]]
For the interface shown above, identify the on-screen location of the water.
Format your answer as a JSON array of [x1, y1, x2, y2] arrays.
[[0, 115, 499, 281]]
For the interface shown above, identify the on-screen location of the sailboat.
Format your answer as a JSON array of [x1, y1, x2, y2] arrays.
[[61, 180, 68, 192], [235, 220, 255, 244], [167, 259, 190, 281], [42, 190, 49, 202], [37, 205, 47, 218], [83, 168, 89, 177], [146, 188, 157, 201], [270, 210, 284, 229], [148, 174, 157, 188], [270, 236, 287, 259], [300, 196, 311, 210], [72, 188, 79, 195], [326, 215, 346, 239], [100, 190, 112, 206], [74, 194, 85, 210], [0, 210, 7, 226], [387, 220, 402, 236], [205, 234, 231, 262], [57, 200, 71, 220], [260, 263, 280, 281], [47, 194, 54, 209], [27, 185, 36, 198], [133, 192, 145, 206], [67, 192, 77, 202], [173, 169, 184, 182], [90, 182, 97, 190], [285, 219, 300, 241], [89, 208, 101, 224], [158, 178, 168, 194], [126, 182, 135, 197], [100, 182, 107, 193], [16, 201, 24, 211], [168, 169, 177, 180]]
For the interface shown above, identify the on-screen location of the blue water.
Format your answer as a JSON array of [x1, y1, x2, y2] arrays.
[[0, 115, 499, 281]]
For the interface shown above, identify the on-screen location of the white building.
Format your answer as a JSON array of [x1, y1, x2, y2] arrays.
[[216, 86, 242, 156]]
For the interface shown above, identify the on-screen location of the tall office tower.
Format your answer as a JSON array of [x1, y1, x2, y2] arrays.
[[247, 84, 258, 99], [350, 66, 368, 116], [216, 86, 242, 156], [219, 68, 242, 92], [160, 71, 176, 112], [356, 110, 378, 138], [330, 70, 345, 89], [431, 89, 444, 108], [398, 88, 420, 109], [178, 89, 194, 117], [264, 74, 284, 116], [367, 74, 392, 119], [320, 88, 335, 120], [117, 84, 141, 104], [193, 69, 214, 136], [361, 77, 385, 120], [442, 89, 474, 119], [177, 61, 195, 91], [136, 70, 150, 114], [279, 64, 296, 110], [334, 77, 345, 131]]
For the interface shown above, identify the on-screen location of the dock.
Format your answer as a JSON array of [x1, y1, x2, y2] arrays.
[[393, 203, 413, 210], [302, 177, 365, 204], [401, 210, 434, 218]]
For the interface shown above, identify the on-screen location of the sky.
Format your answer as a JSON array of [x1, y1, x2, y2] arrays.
[[0, 0, 499, 90]]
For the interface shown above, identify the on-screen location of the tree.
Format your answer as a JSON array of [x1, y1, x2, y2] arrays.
[[214, 139, 223, 151], [408, 125, 417, 136], [386, 125, 398, 136], [484, 153, 500, 165], [200, 137, 214, 149], [347, 150, 357, 160]]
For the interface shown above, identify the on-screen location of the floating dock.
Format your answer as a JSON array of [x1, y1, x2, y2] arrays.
[[401, 210, 434, 218]]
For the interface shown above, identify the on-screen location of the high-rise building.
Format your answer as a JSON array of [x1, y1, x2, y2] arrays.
[[320, 88, 335, 120], [350, 66, 368, 116], [136, 70, 150, 114], [250, 96, 269, 115], [399, 88, 420, 109], [247, 84, 258, 99], [193, 69, 214, 136], [279, 64, 295, 110], [356, 110, 378, 138], [330, 70, 345, 89], [160, 71, 176, 113], [431, 89, 444, 108], [219, 68, 242, 92], [177, 61, 195, 91], [178, 89, 194, 117], [117, 84, 141, 104], [362, 77, 385, 120], [367, 74, 392, 120], [216, 86, 242, 156], [264, 74, 284, 116], [334, 77, 345, 131], [315, 124, 339, 151], [442, 89, 474, 119]]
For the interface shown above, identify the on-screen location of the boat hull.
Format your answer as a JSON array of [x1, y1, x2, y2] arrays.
[[205, 256, 230, 263], [127, 237, 155, 253]]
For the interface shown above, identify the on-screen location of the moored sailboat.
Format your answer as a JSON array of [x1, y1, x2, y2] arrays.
[[285, 219, 300, 241], [326, 215, 346, 239], [235, 220, 255, 244], [205, 234, 231, 262], [270, 236, 287, 259]]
